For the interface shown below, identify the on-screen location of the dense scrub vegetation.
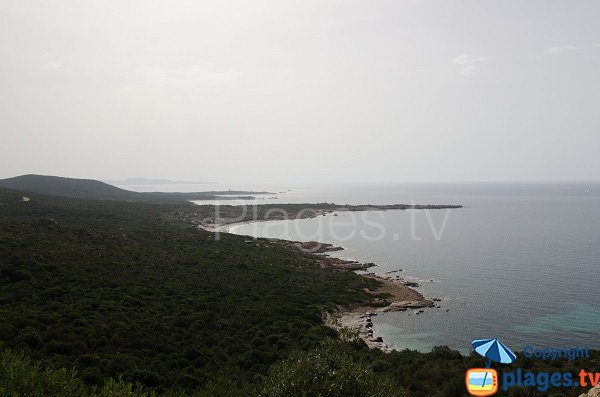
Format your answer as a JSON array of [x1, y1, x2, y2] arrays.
[[0, 188, 380, 393], [0, 349, 151, 397], [3, 339, 599, 397], [1, 186, 599, 396]]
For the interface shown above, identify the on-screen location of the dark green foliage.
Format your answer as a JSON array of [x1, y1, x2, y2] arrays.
[[258, 339, 404, 397], [6, 340, 599, 397], [0, 187, 378, 392], [0, 349, 87, 396], [1, 186, 598, 396], [358, 346, 600, 397], [0, 175, 161, 203], [0, 349, 153, 396]]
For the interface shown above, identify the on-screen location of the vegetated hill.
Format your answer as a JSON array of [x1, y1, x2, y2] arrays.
[[1, 186, 598, 397], [0, 174, 152, 202], [0, 175, 271, 204], [0, 186, 382, 393]]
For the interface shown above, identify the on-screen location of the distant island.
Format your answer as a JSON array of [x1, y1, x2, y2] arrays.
[[104, 177, 215, 186]]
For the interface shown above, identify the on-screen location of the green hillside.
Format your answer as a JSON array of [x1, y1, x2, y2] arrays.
[[1, 185, 599, 396], [0, 175, 270, 204], [0, 186, 384, 393], [0, 175, 151, 202]]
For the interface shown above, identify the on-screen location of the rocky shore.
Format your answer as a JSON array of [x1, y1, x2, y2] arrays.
[[219, 230, 437, 351], [324, 273, 435, 351], [190, 203, 462, 352], [275, 240, 436, 351], [217, 232, 437, 351], [285, 241, 377, 270], [580, 385, 600, 397]]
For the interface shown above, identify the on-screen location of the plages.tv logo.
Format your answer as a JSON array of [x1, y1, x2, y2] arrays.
[[466, 338, 517, 396]]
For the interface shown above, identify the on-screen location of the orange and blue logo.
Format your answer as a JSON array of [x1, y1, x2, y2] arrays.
[[466, 368, 498, 396], [467, 339, 597, 394], [466, 338, 516, 396]]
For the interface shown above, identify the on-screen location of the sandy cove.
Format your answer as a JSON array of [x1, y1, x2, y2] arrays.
[[194, 208, 334, 233], [324, 273, 434, 352]]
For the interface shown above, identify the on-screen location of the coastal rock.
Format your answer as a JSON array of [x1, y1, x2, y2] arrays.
[[322, 265, 434, 352], [326, 246, 344, 251], [315, 257, 377, 271], [368, 299, 391, 308], [579, 384, 600, 397], [296, 241, 344, 253], [402, 281, 420, 287]]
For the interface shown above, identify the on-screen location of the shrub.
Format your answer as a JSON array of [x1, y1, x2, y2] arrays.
[[259, 339, 405, 397]]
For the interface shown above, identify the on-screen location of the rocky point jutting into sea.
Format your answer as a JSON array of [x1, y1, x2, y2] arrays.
[[288, 240, 435, 351]]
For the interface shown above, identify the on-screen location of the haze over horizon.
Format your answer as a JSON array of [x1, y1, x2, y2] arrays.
[[1, 1, 599, 183]]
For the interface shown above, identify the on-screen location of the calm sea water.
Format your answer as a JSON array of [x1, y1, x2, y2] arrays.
[[218, 182, 600, 354]]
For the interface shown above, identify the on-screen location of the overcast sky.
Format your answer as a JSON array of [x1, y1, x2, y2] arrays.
[[1, 0, 599, 183]]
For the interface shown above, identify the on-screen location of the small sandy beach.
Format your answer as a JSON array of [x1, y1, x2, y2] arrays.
[[325, 274, 433, 351]]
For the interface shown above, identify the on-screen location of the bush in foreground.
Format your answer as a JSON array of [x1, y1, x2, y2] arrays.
[[0, 349, 152, 397], [259, 339, 405, 397]]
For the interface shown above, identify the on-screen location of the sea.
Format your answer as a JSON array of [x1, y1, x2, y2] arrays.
[[121, 181, 600, 354]]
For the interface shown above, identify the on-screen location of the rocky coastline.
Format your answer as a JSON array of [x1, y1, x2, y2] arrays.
[[199, 218, 438, 351], [190, 203, 462, 352], [580, 384, 600, 397], [323, 272, 435, 352], [274, 239, 437, 352]]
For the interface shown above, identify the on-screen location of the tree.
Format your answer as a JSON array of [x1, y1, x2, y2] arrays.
[[259, 339, 405, 397]]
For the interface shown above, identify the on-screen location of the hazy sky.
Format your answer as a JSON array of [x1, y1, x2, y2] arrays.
[[1, 1, 599, 183]]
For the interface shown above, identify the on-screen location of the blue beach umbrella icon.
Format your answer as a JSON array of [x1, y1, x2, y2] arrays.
[[472, 338, 517, 367]]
